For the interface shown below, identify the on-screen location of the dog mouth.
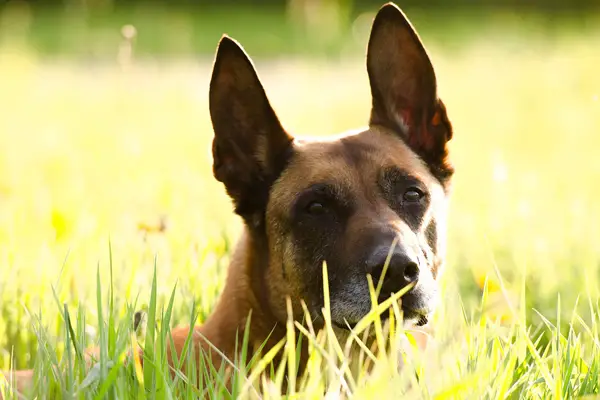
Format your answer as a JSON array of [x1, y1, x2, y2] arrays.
[[404, 309, 429, 326], [332, 305, 429, 331]]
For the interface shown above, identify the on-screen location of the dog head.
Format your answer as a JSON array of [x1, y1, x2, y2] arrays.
[[209, 3, 454, 331]]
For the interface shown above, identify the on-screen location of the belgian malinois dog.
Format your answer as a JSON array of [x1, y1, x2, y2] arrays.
[[2, 2, 454, 396]]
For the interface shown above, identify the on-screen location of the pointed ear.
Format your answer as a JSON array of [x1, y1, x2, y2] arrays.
[[209, 35, 294, 220], [366, 3, 453, 180]]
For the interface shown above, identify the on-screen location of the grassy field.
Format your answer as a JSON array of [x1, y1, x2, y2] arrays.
[[1, 6, 600, 399]]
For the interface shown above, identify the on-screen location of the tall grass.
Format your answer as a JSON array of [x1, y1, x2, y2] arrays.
[[0, 9, 600, 399], [2, 253, 600, 399]]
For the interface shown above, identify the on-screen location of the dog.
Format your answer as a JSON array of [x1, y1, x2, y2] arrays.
[[1, 2, 454, 397]]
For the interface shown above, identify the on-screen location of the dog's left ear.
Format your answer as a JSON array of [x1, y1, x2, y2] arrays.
[[366, 3, 453, 179], [209, 35, 294, 219]]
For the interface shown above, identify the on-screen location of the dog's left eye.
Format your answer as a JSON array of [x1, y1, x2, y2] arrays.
[[306, 201, 326, 215], [403, 188, 424, 203]]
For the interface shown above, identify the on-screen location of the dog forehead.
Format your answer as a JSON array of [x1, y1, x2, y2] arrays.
[[269, 127, 438, 208]]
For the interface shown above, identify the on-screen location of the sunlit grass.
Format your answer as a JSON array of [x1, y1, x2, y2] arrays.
[[0, 13, 600, 399], [3, 252, 600, 399]]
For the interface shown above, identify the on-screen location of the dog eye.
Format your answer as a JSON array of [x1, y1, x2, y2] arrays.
[[403, 188, 424, 203], [306, 201, 326, 215]]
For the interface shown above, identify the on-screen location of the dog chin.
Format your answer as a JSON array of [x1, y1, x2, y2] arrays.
[[321, 288, 437, 331]]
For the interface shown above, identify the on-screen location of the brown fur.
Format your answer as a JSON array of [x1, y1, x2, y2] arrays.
[[1, 2, 455, 397]]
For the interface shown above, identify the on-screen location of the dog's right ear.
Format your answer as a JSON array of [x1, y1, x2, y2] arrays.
[[209, 35, 293, 220]]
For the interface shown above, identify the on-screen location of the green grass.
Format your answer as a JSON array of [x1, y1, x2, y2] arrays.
[[1, 8, 600, 399]]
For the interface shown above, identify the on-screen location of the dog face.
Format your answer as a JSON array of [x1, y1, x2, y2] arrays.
[[209, 3, 454, 330]]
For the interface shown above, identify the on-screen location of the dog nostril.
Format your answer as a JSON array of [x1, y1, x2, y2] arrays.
[[403, 261, 419, 283]]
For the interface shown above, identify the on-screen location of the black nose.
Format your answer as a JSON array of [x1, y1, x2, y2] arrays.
[[365, 246, 420, 293]]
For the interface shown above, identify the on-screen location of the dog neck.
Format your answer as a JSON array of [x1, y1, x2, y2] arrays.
[[193, 227, 290, 368]]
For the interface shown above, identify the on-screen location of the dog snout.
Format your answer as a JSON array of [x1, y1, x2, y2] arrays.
[[365, 246, 420, 293]]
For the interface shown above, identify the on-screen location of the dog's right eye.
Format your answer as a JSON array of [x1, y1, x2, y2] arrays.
[[306, 201, 326, 215], [403, 188, 424, 203]]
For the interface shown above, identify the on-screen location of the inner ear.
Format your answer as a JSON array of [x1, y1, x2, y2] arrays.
[[209, 35, 294, 222]]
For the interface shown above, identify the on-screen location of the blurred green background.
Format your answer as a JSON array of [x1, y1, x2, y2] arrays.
[[0, 0, 599, 375], [1, 0, 600, 60]]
